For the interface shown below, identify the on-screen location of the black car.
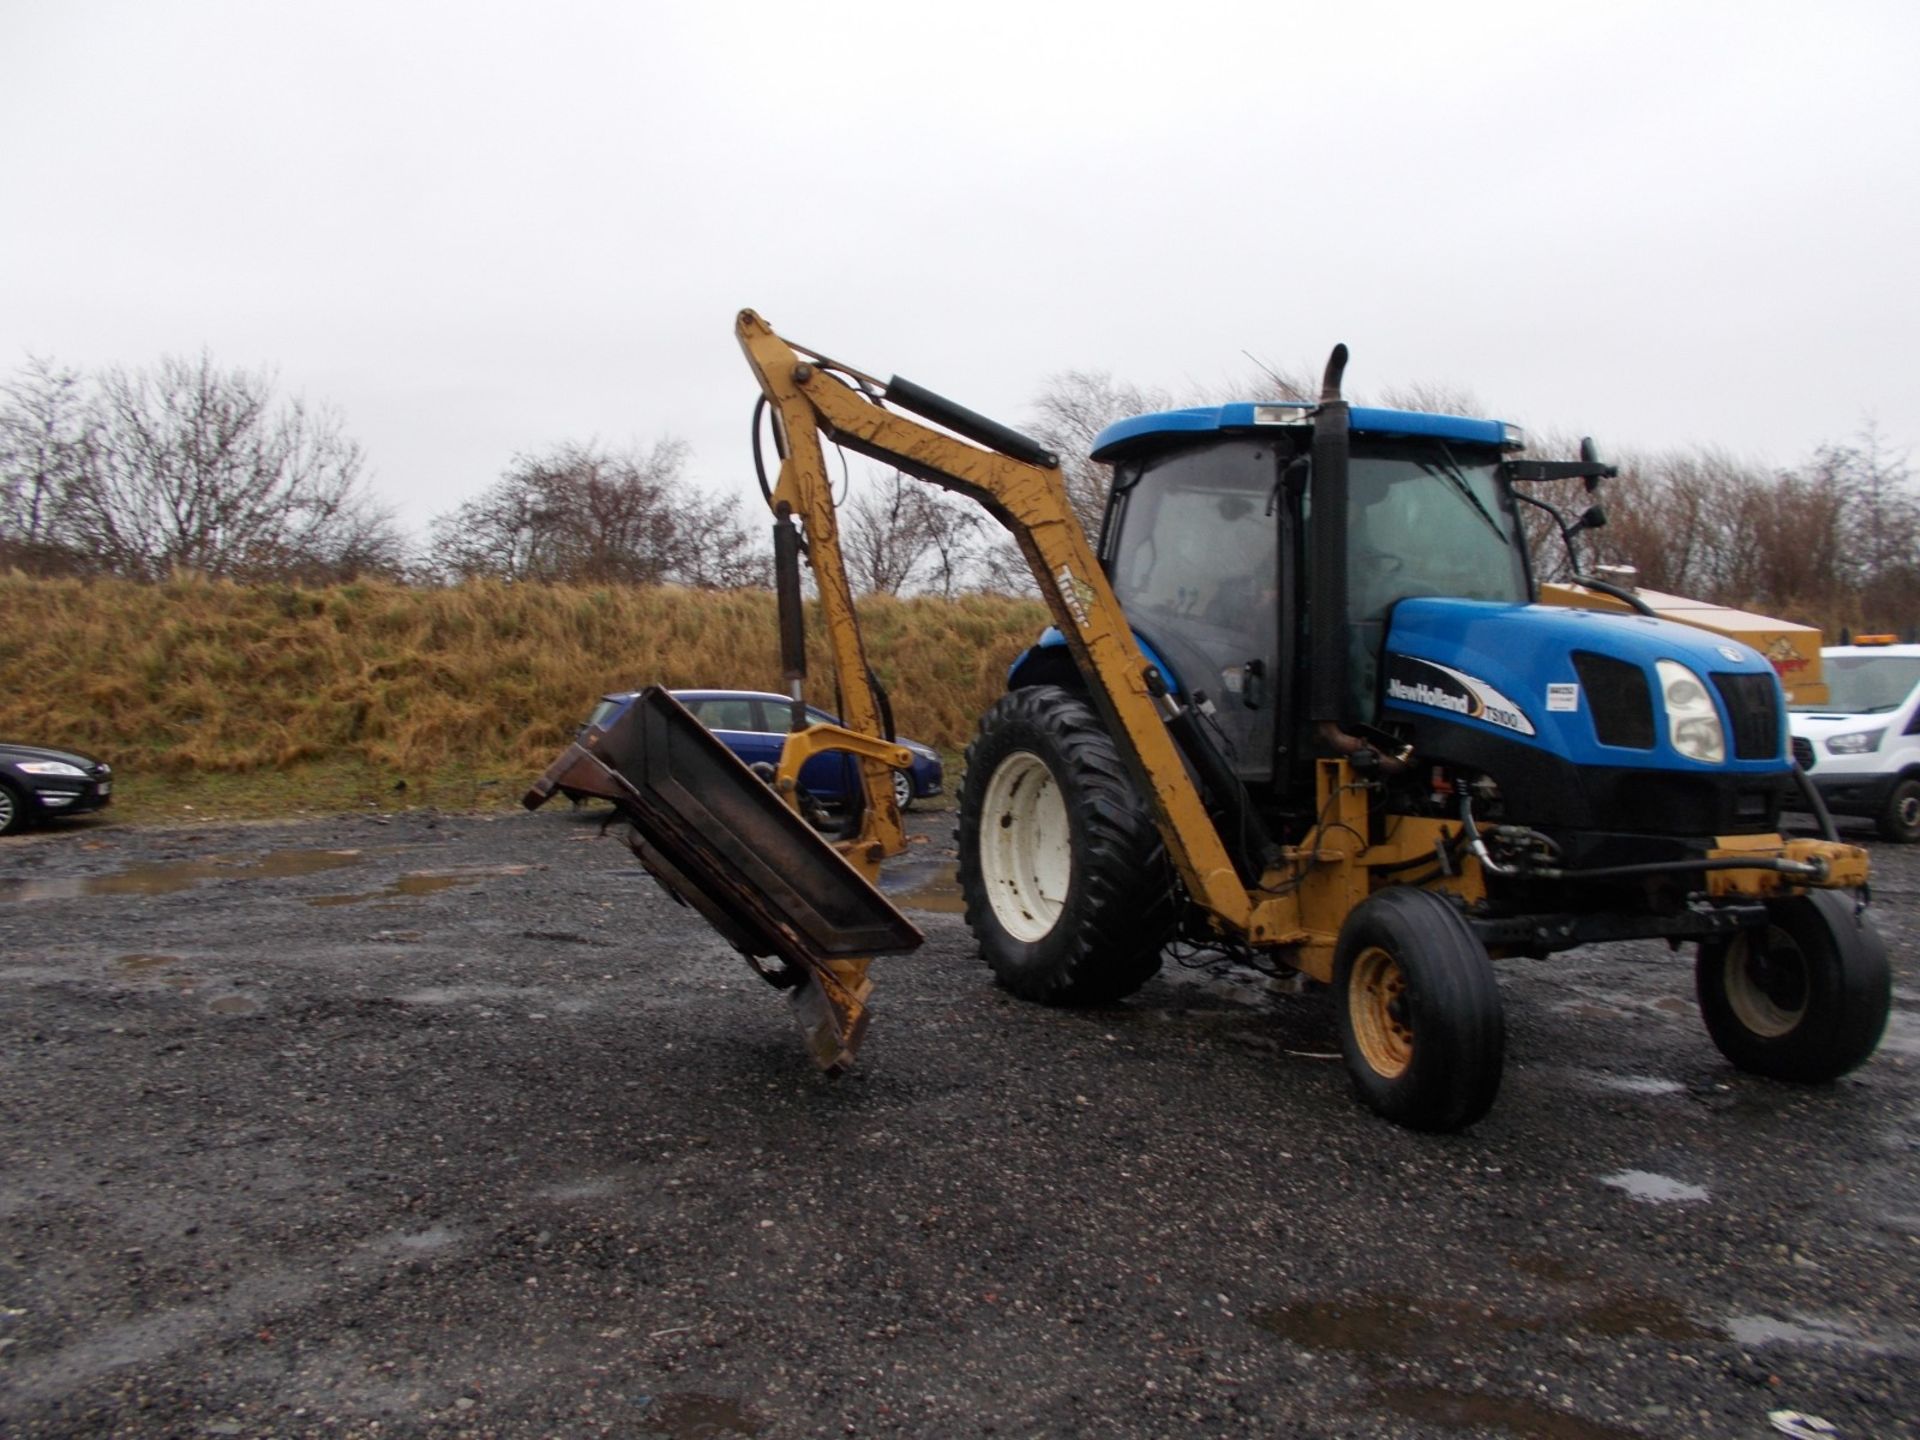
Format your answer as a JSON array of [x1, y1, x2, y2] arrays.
[[0, 742, 114, 835]]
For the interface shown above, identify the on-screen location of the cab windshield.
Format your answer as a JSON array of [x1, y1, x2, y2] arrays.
[[1800, 655, 1920, 714], [1347, 441, 1530, 621]]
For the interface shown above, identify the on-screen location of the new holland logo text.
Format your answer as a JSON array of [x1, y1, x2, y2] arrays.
[[1383, 655, 1536, 736], [1386, 677, 1469, 714]]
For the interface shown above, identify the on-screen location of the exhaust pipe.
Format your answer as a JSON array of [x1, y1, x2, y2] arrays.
[[1307, 344, 1352, 724]]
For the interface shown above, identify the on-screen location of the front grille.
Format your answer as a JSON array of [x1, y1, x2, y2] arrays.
[[1792, 735, 1815, 771], [1572, 652, 1654, 749], [1711, 672, 1783, 760]]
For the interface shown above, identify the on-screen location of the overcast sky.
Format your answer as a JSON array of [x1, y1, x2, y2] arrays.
[[5, 2, 1916, 540]]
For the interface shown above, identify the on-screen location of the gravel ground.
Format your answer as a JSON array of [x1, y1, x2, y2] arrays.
[[0, 803, 1915, 1439]]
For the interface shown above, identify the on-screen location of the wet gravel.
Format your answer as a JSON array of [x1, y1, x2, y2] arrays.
[[1, 804, 1915, 1439]]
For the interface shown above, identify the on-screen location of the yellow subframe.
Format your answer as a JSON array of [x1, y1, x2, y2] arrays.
[[734, 309, 1869, 1031]]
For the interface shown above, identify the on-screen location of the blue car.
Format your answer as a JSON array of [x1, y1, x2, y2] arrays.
[[577, 688, 943, 811]]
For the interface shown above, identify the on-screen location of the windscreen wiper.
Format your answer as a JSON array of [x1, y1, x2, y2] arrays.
[[1421, 443, 1508, 543]]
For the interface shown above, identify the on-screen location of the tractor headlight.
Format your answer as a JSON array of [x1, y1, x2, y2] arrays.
[[1656, 660, 1725, 763], [1825, 728, 1885, 755]]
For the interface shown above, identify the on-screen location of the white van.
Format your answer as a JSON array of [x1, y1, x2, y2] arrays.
[[1789, 641, 1920, 843]]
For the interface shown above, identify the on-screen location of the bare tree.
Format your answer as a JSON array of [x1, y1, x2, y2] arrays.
[[1026, 361, 1328, 543], [676, 485, 774, 589], [3, 353, 405, 581], [1026, 370, 1176, 538], [1805, 425, 1919, 631], [0, 357, 95, 574], [1232, 353, 1322, 405], [841, 469, 988, 597], [427, 439, 768, 587]]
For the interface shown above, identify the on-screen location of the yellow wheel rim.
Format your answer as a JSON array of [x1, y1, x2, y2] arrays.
[[1723, 926, 1808, 1039], [1350, 945, 1413, 1079]]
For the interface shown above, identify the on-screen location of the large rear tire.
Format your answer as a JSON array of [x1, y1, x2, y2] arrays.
[[1695, 891, 1890, 1081], [1333, 887, 1505, 1132], [957, 686, 1176, 1005]]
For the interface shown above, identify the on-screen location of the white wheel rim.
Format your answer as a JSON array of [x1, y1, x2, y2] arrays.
[[893, 770, 911, 809], [978, 750, 1071, 942]]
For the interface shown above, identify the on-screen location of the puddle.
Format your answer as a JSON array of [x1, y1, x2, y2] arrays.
[[1586, 1074, 1684, 1097], [1252, 1294, 1511, 1356], [306, 865, 532, 907], [1875, 1009, 1920, 1058], [1726, 1313, 1905, 1355], [395, 983, 527, 1006], [642, 1391, 762, 1438], [0, 849, 365, 903], [1377, 1386, 1645, 1440], [881, 863, 966, 914], [1569, 1293, 1715, 1342], [208, 995, 261, 1017], [1557, 1001, 1630, 1022], [380, 1226, 463, 1256], [114, 954, 185, 973], [1600, 1170, 1709, 1204], [539, 1176, 623, 1202], [1256, 1288, 1718, 1360], [1509, 1251, 1588, 1285]]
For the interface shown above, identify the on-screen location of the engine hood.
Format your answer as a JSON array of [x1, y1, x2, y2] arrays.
[[1381, 598, 1787, 775]]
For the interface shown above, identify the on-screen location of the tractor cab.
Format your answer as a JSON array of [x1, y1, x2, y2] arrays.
[[1070, 403, 1531, 789]]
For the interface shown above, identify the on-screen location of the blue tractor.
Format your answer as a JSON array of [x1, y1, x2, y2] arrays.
[[958, 358, 1888, 1129]]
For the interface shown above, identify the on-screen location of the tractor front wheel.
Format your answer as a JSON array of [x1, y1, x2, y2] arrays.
[[1333, 887, 1505, 1132], [957, 686, 1176, 1005], [1695, 891, 1889, 1082]]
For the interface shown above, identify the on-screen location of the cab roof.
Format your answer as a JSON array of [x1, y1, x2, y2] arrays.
[[1090, 402, 1521, 463]]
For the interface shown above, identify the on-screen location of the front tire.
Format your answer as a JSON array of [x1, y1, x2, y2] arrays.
[[957, 686, 1175, 1005], [1333, 888, 1505, 1132], [1696, 891, 1890, 1081], [1877, 777, 1920, 843]]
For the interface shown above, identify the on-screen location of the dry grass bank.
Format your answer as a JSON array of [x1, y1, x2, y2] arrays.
[[0, 575, 1046, 816]]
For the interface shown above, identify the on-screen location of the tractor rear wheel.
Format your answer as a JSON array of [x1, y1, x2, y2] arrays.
[[1695, 891, 1889, 1081], [957, 686, 1175, 1005], [1333, 887, 1505, 1132]]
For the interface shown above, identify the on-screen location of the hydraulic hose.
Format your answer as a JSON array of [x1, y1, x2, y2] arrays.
[[1457, 796, 1828, 883], [1791, 760, 1841, 843]]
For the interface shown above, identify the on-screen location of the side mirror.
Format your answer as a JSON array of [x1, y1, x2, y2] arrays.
[[1579, 437, 1605, 493], [1580, 504, 1606, 531]]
